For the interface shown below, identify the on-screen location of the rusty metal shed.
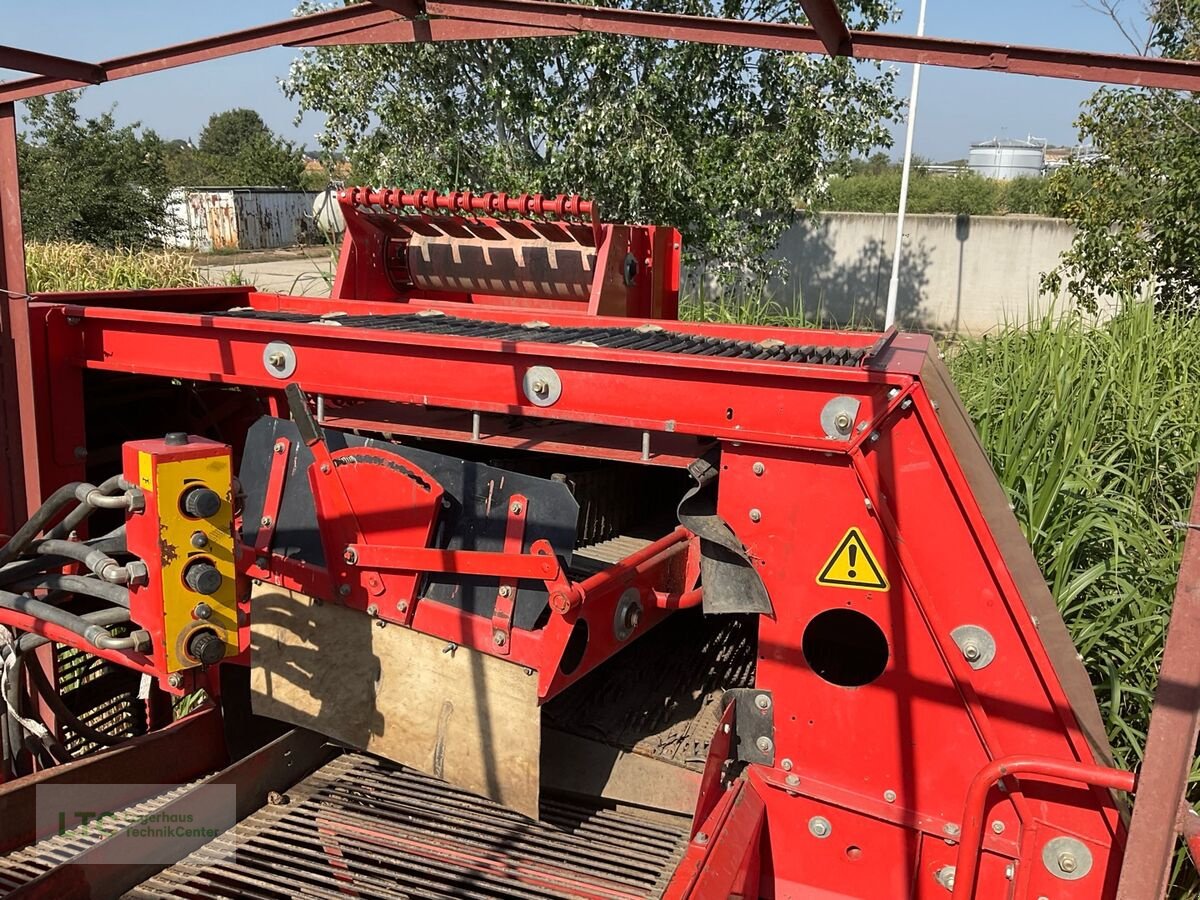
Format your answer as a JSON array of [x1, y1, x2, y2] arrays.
[[164, 187, 320, 251]]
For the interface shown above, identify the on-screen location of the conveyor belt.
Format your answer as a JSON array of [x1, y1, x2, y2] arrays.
[[127, 752, 690, 900], [215, 307, 870, 366]]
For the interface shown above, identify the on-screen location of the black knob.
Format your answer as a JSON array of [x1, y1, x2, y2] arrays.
[[181, 486, 221, 518], [164, 432, 189, 446], [183, 560, 222, 595], [187, 630, 225, 666]]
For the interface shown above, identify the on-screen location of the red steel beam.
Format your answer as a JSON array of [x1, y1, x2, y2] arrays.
[[0, 3, 413, 105], [0, 102, 27, 533], [798, 0, 852, 55], [2, 0, 1200, 106], [0, 45, 104, 83], [423, 0, 1200, 92], [1116, 474, 1200, 900]]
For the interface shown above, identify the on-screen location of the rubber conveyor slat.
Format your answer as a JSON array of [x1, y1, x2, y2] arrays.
[[214, 307, 869, 366], [126, 752, 690, 900]]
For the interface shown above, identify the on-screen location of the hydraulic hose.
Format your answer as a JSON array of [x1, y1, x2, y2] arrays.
[[47, 475, 127, 540], [33, 540, 135, 585], [0, 483, 84, 566], [0, 591, 143, 651], [0, 529, 128, 588], [2, 607, 132, 657], [25, 653, 127, 747], [9, 575, 130, 608]]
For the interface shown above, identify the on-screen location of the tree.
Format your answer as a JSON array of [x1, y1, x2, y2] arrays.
[[1045, 2, 1200, 309], [165, 108, 305, 188], [284, 0, 900, 272], [17, 92, 170, 247]]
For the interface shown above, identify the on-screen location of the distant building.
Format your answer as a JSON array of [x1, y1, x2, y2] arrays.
[[967, 138, 1047, 180]]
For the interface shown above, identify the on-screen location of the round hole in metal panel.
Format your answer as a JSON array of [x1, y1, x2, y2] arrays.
[[802, 608, 889, 687], [558, 619, 589, 676]]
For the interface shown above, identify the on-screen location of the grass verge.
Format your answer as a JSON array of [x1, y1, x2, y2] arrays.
[[25, 242, 203, 293]]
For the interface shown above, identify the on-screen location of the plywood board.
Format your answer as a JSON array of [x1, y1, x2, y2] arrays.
[[249, 584, 541, 816]]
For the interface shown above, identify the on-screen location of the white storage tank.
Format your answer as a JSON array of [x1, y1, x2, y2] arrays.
[[968, 138, 1046, 180]]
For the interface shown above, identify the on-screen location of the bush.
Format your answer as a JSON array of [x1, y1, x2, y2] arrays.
[[25, 242, 202, 293], [821, 170, 1055, 216]]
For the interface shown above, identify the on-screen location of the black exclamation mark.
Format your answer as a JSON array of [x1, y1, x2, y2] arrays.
[[847, 544, 857, 579]]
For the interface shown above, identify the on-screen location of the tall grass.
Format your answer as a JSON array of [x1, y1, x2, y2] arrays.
[[951, 304, 1200, 896], [24, 242, 203, 293]]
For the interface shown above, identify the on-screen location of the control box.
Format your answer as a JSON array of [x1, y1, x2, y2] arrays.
[[122, 433, 237, 676]]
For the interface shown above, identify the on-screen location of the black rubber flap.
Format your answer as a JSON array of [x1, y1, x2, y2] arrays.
[[677, 454, 773, 615]]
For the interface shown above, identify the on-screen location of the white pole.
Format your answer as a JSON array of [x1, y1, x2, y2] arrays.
[[884, 0, 928, 329]]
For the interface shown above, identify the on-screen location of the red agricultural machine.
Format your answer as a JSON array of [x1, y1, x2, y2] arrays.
[[2, 4, 1200, 900]]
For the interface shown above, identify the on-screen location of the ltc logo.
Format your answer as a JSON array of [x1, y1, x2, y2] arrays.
[[816, 527, 888, 591]]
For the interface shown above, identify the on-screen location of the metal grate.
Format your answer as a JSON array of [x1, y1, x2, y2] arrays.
[[214, 307, 870, 366], [0, 783, 200, 894], [128, 752, 689, 900]]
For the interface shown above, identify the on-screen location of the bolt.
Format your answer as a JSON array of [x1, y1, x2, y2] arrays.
[[260, 515, 272, 527], [493, 630, 507, 647], [991, 820, 1005, 835], [833, 411, 852, 433], [254, 554, 267, 568], [624, 605, 641, 630], [752, 462, 765, 476], [935, 866, 956, 891], [397, 600, 409, 613], [755, 735, 773, 754], [267, 790, 289, 806], [808, 817, 831, 838], [1057, 852, 1078, 874], [962, 642, 982, 662], [267, 351, 287, 369], [531, 379, 550, 397], [754, 693, 771, 710], [749, 508, 762, 523], [510, 501, 523, 515], [366, 604, 379, 617], [194, 602, 212, 620], [1005, 863, 1015, 879], [320, 463, 331, 474], [944, 823, 961, 837], [869, 431, 880, 443], [887, 388, 900, 400], [343, 547, 357, 564], [498, 585, 513, 598], [785, 774, 800, 786], [856, 421, 869, 433], [884, 789, 897, 803], [167, 673, 183, 689], [337, 584, 351, 598], [274, 442, 286, 454], [781, 758, 793, 771], [901, 398, 913, 410], [694, 832, 709, 844]]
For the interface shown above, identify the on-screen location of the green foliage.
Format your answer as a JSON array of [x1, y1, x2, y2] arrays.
[[18, 93, 171, 248], [949, 302, 1200, 895], [821, 169, 1055, 216], [165, 109, 305, 188], [1045, 3, 1200, 310], [24, 242, 202, 292], [285, 0, 901, 272]]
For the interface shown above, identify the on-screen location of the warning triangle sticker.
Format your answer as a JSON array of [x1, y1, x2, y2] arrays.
[[816, 527, 889, 591]]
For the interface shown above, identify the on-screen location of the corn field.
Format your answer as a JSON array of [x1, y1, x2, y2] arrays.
[[24, 242, 203, 293]]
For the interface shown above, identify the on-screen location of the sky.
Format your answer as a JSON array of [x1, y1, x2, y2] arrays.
[[1, 1, 1143, 163]]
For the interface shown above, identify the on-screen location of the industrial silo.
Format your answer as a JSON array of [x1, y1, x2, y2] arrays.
[[968, 138, 1046, 180]]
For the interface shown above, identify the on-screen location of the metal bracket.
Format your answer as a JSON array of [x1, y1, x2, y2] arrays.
[[724, 688, 775, 766], [820, 396, 861, 441], [491, 494, 528, 655], [253, 435, 291, 558]]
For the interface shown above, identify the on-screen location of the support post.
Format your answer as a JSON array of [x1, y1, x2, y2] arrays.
[[0, 101, 29, 532]]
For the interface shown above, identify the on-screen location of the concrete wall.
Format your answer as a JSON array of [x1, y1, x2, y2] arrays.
[[700, 212, 1088, 333]]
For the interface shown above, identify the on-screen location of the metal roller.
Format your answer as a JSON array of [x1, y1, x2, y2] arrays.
[[407, 232, 597, 302]]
